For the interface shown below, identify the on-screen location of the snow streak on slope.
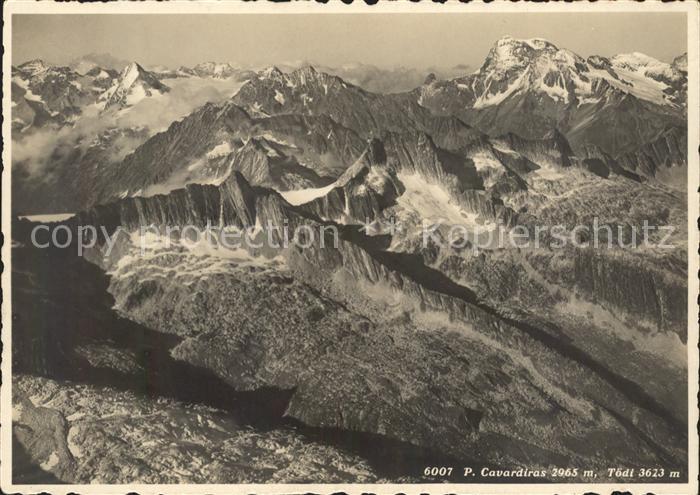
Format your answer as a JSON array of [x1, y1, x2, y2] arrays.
[[280, 183, 338, 206], [108, 231, 287, 285]]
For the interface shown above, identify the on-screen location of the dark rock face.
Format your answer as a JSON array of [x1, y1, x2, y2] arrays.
[[95, 102, 253, 200], [302, 140, 404, 223], [564, 91, 684, 158], [10, 245, 381, 484], [228, 137, 336, 191], [573, 126, 686, 187], [84, 65, 120, 85], [570, 250, 687, 337], [616, 126, 687, 182], [576, 144, 641, 182]]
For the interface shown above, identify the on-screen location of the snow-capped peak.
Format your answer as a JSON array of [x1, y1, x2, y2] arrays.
[[119, 62, 151, 88], [521, 38, 555, 50], [480, 36, 580, 77], [102, 61, 169, 109], [298, 65, 318, 75], [610, 52, 670, 75], [120, 62, 137, 86], [604, 51, 686, 107], [495, 35, 557, 51], [461, 36, 684, 109], [471, 36, 590, 107], [112, 62, 168, 93]]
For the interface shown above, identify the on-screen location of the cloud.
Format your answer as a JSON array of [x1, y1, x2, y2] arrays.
[[69, 53, 130, 73], [114, 77, 246, 132], [11, 125, 74, 176]]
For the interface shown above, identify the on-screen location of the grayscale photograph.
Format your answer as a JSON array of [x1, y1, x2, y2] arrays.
[[1, 3, 698, 494]]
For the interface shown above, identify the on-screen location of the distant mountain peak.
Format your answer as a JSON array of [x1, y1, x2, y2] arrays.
[[191, 61, 239, 78], [495, 35, 558, 50], [424, 73, 437, 85], [102, 61, 169, 110], [299, 65, 318, 75], [480, 35, 582, 78], [610, 52, 668, 72], [121, 61, 143, 77], [489, 36, 562, 61], [17, 59, 51, 75], [261, 66, 283, 78]]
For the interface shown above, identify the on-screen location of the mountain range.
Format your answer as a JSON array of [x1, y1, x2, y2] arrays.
[[11, 36, 687, 215], [11, 36, 690, 483]]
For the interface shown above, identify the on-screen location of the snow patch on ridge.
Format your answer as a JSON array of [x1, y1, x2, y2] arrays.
[[280, 183, 337, 206], [108, 231, 287, 285], [206, 141, 233, 158], [473, 70, 527, 109], [395, 172, 472, 225], [19, 213, 75, 223]]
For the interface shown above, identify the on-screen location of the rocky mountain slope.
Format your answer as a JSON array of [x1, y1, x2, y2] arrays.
[[12, 153, 685, 481]]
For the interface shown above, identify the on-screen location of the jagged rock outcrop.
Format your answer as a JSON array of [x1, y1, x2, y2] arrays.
[[76, 171, 285, 235], [298, 134, 518, 227], [302, 139, 403, 223], [575, 144, 640, 181]]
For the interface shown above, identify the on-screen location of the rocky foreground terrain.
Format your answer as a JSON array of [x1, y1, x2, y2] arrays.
[[11, 36, 689, 484]]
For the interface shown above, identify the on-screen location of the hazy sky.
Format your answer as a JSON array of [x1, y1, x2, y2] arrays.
[[12, 13, 688, 69]]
